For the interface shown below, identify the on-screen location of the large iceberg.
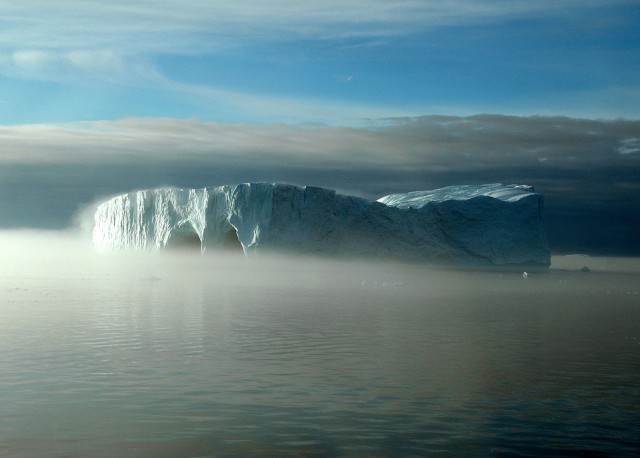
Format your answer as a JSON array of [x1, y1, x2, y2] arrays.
[[93, 183, 550, 268]]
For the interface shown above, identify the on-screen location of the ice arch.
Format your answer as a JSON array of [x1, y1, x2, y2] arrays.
[[165, 223, 202, 251]]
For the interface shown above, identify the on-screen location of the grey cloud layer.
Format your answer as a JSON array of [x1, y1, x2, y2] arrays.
[[2, 115, 637, 169], [1, 115, 638, 254]]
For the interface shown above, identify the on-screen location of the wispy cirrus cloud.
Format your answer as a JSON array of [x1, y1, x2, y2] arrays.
[[1, 1, 634, 73], [1, 1, 628, 54], [0, 49, 141, 84]]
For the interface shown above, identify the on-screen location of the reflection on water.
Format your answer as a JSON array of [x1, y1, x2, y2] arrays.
[[0, 234, 639, 456]]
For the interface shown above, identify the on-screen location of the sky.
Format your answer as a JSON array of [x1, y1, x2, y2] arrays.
[[0, 1, 639, 255]]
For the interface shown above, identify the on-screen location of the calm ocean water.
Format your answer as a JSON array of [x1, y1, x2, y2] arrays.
[[1, 242, 639, 457]]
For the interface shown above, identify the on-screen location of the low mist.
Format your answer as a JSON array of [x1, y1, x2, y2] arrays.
[[2, 230, 639, 299]]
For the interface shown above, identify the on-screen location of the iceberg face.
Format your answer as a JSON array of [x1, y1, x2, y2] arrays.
[[93, 183, 550, 268]]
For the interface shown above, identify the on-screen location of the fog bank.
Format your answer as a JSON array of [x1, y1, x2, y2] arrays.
[[2, 232, 639, 301]]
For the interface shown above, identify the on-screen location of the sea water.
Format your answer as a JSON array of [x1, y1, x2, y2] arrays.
[[1, 233, 639, 457]]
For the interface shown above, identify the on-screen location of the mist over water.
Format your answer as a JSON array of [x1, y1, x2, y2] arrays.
[[1, 231, 639, 456]]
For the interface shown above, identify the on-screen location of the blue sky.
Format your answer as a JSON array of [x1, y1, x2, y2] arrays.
[[0, 1, 639, 255], [0, 0, 638, 124]]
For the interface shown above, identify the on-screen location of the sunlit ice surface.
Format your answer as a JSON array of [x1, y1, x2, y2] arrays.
[[1, 230, 639, 457]]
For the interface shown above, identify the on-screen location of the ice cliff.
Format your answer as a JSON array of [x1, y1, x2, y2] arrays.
[[93, 183, 550, 268]]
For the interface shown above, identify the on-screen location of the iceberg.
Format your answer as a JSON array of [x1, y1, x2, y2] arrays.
[[93, 183, 550, 268]]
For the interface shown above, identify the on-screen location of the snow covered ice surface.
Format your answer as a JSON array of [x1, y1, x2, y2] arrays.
[[93, 183, 550, 268]]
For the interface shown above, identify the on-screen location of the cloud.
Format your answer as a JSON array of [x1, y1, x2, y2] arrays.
[[144, 73, 425, 124], [0, 49, 146, 84], [618, 137, 640, 155], [0, 1, 630, 55], [2, 115, 638, 171]]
